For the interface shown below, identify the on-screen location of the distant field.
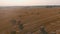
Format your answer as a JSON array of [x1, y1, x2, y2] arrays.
[[0, 7, 60, 34]]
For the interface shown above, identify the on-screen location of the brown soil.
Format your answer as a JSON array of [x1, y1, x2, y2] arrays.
[[0, 7, 60, 34]]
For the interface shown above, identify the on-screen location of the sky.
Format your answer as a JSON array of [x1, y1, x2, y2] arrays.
[[0, 0, 60, 6]]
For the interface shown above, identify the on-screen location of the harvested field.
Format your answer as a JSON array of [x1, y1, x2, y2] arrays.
[[0, 6, 60, 34]]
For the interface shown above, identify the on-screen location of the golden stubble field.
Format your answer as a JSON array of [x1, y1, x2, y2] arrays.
[[0, 7, 60, 34]]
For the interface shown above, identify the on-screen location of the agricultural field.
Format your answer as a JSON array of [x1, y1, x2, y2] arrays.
[[0, 6, 60, 34]]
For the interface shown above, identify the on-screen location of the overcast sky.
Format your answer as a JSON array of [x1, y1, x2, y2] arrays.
[[0, 0, 60, 6]]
